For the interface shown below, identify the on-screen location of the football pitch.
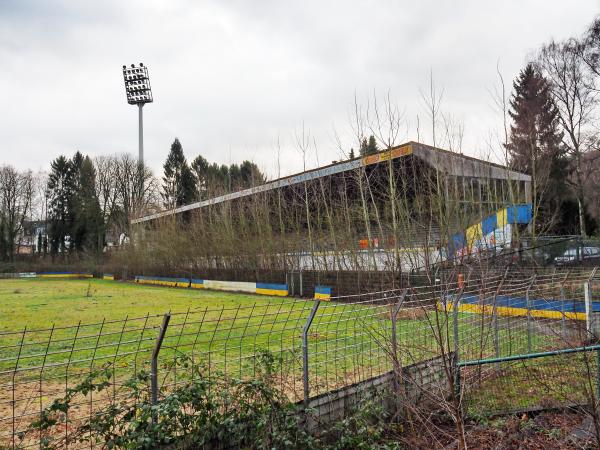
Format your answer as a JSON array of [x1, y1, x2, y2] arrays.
[[0, 278, 414, 381], [0, 276, 554, 445], [0, 278, 289, 332], [0, 278, 544, 383]]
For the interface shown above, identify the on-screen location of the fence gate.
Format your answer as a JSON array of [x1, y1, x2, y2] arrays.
[[287, 271, 303, 297]]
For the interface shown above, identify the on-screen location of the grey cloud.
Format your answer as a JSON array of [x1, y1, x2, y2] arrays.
[[0, 0, 598, 178]]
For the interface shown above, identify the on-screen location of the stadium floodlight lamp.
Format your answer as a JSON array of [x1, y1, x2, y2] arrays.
[[121, 62, 153, 189], [122, 63, 153, 105]]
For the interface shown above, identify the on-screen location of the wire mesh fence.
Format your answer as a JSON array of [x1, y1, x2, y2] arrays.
[[1, 267, 600, 448], [460, 346, 600, 417]]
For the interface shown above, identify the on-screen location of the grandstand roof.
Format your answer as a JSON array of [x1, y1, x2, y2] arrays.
[[133, 141, 531, 224]]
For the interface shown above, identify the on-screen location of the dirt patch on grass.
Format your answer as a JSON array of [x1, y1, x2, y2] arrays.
[[403, 410, 593, 449], [376, 305, 431, 321], [461, 411, 593, 449]]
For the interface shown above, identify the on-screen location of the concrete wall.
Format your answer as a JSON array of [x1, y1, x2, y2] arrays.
[[301, 353, 454, 430]]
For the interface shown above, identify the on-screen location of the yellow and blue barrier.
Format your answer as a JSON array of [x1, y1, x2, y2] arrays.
[[103, 273, 115, 281], [37, 272, 93, 279], [438, 294, 592, 321], [190, 278, 204, 289], [135, 276, 190, 288], [256, 282, 288, 296], [315, 286, 332, 301], [136, 276, 290, 297]]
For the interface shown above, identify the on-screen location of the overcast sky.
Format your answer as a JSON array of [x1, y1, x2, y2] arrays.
[[1, 0, 599, 179]]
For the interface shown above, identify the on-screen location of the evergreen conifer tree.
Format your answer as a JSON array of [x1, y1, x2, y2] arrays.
[[191, 154, 266, 197], [506, 63, 566, 235], [162, 138, 198, 208], [359, 135, 379, 156], [191, 155, 210, 200], [47, 155, 76, 254], [75, 157, 104, 253], [239, 161, 265, 188]]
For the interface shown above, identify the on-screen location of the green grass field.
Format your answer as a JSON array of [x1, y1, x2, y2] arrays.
[[0, 276, 569, 449], [0, 278, 285, 332], [0, 278, 549, 390], [0, 278, 417, 391]]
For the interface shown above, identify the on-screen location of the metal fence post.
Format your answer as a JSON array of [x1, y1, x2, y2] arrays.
[[302, 300, 320, 408], [591, 268, 600, 339], [585, 281, 593, 337], [391, 289, 408, 375], [151, 313, 171, 418], [526, 276, 536, 353]]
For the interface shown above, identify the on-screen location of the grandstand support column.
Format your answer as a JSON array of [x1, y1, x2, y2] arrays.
[[524, 180, 533, 235], [524, 180, 532, 204]]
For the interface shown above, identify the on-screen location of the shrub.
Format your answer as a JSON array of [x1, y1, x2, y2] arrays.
[[23, 352, 401, 449]]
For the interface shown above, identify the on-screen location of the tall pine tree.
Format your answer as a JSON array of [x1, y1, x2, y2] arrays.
[[506, 63, 566, 236], [359, 135, 379, 156], [69, 151, 85, 252], [191, 155, 210, 200], [162, 138, 198, 208], [47, 155, 76, 254], [191, 154, 266, 197], [74, 157, 104, 254]]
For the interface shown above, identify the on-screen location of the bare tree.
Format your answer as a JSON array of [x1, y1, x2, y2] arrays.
[[420, 69, 444, 148], [114, 154, 158, 235], [578, 17, 600, 85], [0, 166, 35, 259], [94, 156, 119, 228], [536, 39, 599, 236]]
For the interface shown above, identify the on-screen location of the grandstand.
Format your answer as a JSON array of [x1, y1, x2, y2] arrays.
[[133, 142, 532, 272]]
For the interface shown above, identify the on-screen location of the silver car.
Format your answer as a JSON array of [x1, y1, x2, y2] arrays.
[[555, 246, 600, 264]]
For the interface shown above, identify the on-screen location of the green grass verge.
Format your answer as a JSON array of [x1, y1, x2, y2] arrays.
[[465, 352, 598, 416]]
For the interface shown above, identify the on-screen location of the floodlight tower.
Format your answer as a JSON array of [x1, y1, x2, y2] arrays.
[[122, 63, 153, 168]]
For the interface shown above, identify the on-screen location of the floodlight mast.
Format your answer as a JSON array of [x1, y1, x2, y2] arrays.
[[122, 62, 153, 173]]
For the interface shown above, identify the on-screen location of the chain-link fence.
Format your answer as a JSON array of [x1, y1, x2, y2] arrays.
[[2, 267, 600, 448]]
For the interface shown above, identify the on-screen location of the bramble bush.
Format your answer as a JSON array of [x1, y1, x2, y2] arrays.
[[20, 352, 401, 450]]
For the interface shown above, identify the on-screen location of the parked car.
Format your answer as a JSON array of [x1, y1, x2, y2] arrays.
[[554, 246, 600, 265]]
